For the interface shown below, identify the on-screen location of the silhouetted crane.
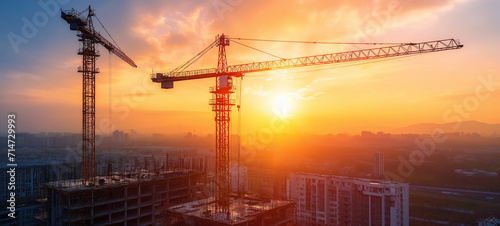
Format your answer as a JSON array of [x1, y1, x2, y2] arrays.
[[61, 6, 137, 186]]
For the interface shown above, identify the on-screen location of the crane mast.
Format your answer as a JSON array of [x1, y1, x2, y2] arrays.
[[210, 34, 238, 215], [151, 35, 463, 217], [61, 6, 136, 186]]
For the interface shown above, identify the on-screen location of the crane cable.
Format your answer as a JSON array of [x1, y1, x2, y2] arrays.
[[93, 10, 116, 136], [92, 10, 117, 132], [236, 76, 242, 198], [91, 10, 116, 135], [108, 50, 112, 135], [231, 37, 415, 46], [171, 40, 217, 74], [231, 40, 286, 60], [94, 12, 123, 51]]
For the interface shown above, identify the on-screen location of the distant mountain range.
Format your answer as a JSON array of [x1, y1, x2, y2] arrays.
[[389, 121, 500, 135]]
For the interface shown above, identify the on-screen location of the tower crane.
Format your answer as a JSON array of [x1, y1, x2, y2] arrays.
[[61, 6, 137, 186], [151, 34, 463, 216]]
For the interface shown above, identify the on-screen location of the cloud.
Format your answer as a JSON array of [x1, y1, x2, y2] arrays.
[[124, 0, 470, 72], [128, 1, 216, 70], [242, 85, 270, 96], [118, 92, 156, 98], [289, 85, 325, 100], [437, 90, 500, 102]]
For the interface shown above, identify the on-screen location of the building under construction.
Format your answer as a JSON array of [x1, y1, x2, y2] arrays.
[[166, 196, 296, 226], [38, 170, 207, 225]]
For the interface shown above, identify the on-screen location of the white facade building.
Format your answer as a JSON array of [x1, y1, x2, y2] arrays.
[[288, 173, 409, 226]]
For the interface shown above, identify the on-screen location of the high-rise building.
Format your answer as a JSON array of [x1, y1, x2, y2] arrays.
[[248, 165, 288, 200], [0, 162, 81, 226], [112, 130, 129, 142], [373, 151, 384, 178], [288, 173, 409, 226], [230, 163, 248, 193]]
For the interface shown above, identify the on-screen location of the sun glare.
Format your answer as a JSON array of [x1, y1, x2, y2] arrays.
[[273, 94, 293, 117]]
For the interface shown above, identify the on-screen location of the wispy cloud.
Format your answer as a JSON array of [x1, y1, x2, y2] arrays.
[[289, 85, 324, 100], [242, 85, 270, 96]]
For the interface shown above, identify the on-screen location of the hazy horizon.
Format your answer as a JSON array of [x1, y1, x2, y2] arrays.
[[4, 122, 500, 138]]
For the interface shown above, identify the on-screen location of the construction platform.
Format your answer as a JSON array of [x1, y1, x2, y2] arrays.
[[38, 170, 207, 225], [166, 196, 296, 226]]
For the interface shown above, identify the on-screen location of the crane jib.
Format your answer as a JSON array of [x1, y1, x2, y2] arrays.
[[152, 38, 463, 87]]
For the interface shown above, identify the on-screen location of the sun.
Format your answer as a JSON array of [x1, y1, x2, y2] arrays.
[[273, 94, 293, 117]]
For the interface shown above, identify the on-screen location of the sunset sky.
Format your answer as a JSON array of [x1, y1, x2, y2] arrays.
[[1, 0, 499, 136]]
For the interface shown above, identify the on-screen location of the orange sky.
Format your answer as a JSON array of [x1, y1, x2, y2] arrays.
[[1, 0, 499, 135]]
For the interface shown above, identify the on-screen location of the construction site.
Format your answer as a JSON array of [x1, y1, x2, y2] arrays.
[[35, 146, 297, 225], [34, 4, 463, 226], [166, 196, 296, 226], [38, 171, 206, 225]]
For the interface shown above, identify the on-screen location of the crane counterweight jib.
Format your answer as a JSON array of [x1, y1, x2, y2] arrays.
[[61, 11, 88, 32]]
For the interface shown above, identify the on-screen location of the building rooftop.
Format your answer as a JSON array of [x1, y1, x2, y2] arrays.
[[168, 196, 295, 225], [42, 170, 201, 192], [292, 172, 408, 185]]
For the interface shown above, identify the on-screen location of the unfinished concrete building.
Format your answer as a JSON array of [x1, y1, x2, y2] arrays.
[[165, 196, 296, 226], [38, 170, 207, 225]]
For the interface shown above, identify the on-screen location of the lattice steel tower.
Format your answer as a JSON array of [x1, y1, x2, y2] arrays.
[[209, 34, 236, 215], [61, 6, 136, 186]]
